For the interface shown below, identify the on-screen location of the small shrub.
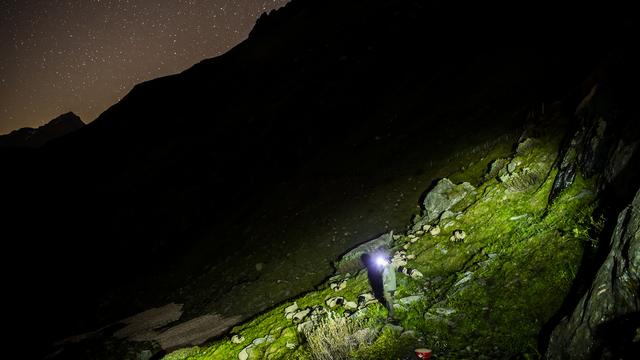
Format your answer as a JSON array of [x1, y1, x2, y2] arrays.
[[303, 314, 375, 360]]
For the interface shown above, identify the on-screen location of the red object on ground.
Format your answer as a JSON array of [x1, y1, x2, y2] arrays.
[[414, 348, 432, 359]]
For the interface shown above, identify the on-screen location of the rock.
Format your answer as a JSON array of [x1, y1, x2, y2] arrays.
[[296, 320, 314, 333], [284, 302, 298, 315], [410, 269, 424, 279], [350, 308, 369, 318], [516, 138, 537, 155], [357, 293, 375, 307], [429, 225, 441, 236], [285, 342, 296, 350], [334, 231, 393, 273], [137, 350, 153, 360], [326, 297, 345, 308], [344, 301, 358, 310], [422, 178, 476, 223], [434, 308, 456, 316], [255, 263, 264, 271], [252, 335, 274, 346], [546, 187, 640, 360], [231, 335, 245, 344], [330, 280, 347, 291], [603, 139, 638, 188], [398, 295, 423, 305], [450, 229, 466, 242], [454, 271, 473, 287], [415, 230, 425, 236], [485, 158, 508, 180], [238, 348, 249, 360], [440, 210, 455, 221], [291, 308, 311, 323], [422, 224, 432, 232], [406, 254, 416, 260]]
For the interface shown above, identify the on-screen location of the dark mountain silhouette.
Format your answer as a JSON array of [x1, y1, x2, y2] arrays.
[[1, 0, 637, 357], [0, 112, 84, 148]]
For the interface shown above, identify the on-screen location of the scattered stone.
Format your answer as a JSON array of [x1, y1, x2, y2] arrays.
[[451, 229, 466, 242], [291, 309, 311, 323], [485, 158, 508, 180], [252, 335, 274, 346], [330, 280, 347, 291], [344, 301, 358, 310], [507, 159, 519, 173], [296, 320, 314, 333], [398, 295, 423, 305], [509, 214, 528, 221], [422, 224, 432, 232], [138, 350, 153, 360], [255, 263, 264, 272], [357, 293, 375, 307], [285, 342, 297, 350], [415, 230, 425, 236], [284, 302, 298, 315], [408, 234, 416, 239], [406, 254, 416, 260], [434, 308, 456, 316], [454, 271, 473, 287], [392, 234, 401, 240], [231, 335, 245, 344], [429, 225, 441, 236], [350, 308, 369, 318], [238, 348, 249, 360], [326, 297, 345, 308], [410, 269, 424, 280], [403, 243, 410, 250]]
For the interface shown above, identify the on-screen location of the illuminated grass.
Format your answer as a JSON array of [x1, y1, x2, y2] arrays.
[[162, 129, 600, 360]]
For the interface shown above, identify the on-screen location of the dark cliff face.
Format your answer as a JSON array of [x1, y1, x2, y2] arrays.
[[0, 112, 84, 148], [1, 0, 637, 354]]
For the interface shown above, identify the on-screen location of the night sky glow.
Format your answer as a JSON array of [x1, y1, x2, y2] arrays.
[[0, 0, 290, 134]]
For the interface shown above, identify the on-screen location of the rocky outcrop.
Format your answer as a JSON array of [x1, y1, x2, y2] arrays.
[[546, 187, 640, 360], [422, 179, 476, 224], [0, 112, 84, 148]]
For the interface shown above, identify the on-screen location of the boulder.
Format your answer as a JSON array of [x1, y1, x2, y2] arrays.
[[546, 187, 640, 359], [334, 231, 393, 273], [422, 178, 476, 223]]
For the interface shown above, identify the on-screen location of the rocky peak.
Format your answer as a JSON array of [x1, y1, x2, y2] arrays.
[[0, 112, 84, 148]]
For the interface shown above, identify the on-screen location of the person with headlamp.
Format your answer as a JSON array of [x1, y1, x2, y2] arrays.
[[376, 254, 396, 320]]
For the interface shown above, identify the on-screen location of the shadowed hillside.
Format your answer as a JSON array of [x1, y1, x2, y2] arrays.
[[1, 0, 638, 359]]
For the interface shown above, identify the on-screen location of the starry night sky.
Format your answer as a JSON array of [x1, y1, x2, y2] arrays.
[[0, 0, 290, 134]]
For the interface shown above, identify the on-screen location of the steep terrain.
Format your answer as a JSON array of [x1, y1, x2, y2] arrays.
[[1, 0, 638, 359]]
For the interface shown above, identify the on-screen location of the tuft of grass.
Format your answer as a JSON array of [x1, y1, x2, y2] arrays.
[[303, 314, 373, 360]]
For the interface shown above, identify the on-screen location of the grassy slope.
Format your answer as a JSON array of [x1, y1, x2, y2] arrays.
[[162, 127, 599, 360]]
